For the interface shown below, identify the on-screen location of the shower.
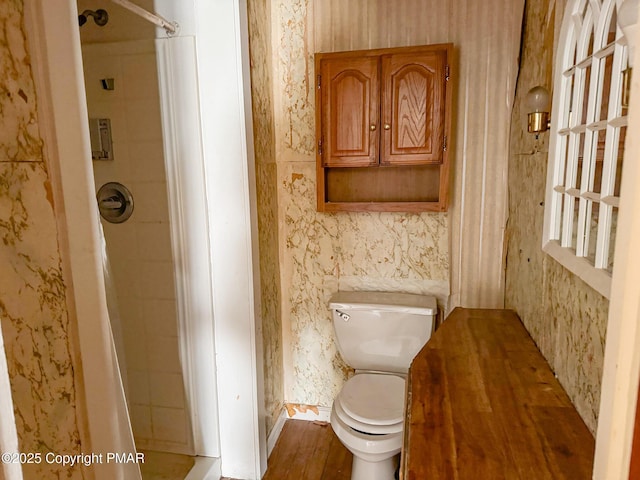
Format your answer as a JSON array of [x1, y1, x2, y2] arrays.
[[76, 0, 191, 474], [78, 8, 109, 27], [34, 0, 264, 475]]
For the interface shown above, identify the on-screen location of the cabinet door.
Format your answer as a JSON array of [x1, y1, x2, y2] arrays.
[[380, 51, 446, 165], [319, 56, 379, 167]]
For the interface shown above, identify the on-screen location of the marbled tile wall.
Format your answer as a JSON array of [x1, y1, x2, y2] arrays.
[[247, 0, 285, 436], [0, 1, 83, 478], [505, 0, 609, 434]]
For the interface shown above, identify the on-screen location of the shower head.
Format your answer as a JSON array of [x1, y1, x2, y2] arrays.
[[78, 9, 109, 27]]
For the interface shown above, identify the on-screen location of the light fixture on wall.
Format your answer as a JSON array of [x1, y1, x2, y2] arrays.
[[526, 86, 551, 139], [619, 0, 639, 107]]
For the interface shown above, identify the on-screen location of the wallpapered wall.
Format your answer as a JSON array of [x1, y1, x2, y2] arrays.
[[505, 0, 610, 435], [252, 0, 608, 439], [248, 0, 524, 435], [0, 1, 606, 464], [0, 2, 83, 478], [247, 0, 285, 436]]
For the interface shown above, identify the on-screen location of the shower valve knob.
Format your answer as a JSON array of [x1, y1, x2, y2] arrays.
[[97, 182, 134, 224]]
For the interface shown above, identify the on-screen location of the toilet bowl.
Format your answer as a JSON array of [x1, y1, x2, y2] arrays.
[[328, 291, 437, 480], [330, 373, 404, 480]]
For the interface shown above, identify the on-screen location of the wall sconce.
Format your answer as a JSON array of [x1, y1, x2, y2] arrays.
[[619, 0, 639, 107], [526, 86, 550, 139]]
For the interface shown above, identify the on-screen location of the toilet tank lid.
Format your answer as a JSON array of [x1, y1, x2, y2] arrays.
[[329, 291, 437, 315]]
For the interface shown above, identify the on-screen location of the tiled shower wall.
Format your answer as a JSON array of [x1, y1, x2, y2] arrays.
[[505, 0, 609, 435], [81, 39, 191, 454]]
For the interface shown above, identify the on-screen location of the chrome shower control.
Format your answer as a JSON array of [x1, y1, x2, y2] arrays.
[[97, 182, 134, 224]]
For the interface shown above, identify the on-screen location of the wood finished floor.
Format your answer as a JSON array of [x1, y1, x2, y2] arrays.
[[262, 419, 352, 480]]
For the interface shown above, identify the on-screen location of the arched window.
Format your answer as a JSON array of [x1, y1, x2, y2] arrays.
[[543, 0, 628, 298]]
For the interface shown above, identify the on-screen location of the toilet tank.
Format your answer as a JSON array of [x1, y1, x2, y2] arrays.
[[329, 291, 438, 374]]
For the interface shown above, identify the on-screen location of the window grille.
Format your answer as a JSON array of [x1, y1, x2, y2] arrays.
[[543, 0, 627, 298]]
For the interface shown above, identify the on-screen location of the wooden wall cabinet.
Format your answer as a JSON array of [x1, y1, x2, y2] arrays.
[[315, 44, 453, 212]]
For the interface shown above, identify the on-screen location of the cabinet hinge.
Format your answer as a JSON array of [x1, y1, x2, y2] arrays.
[[317, 74, 322, 89], [443, 135, 447, 152], [318, 138, 323, 155], [445, 65, 450, 81]]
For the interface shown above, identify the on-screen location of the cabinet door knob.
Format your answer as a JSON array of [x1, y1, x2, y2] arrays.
[[384, 123, 391, 130], [370, 124, 377, 131]]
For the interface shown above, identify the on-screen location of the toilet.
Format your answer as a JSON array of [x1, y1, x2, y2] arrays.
[[329, 291, 437, 480]]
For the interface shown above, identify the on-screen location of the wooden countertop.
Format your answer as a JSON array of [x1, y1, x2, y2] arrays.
[[402, 308, 595, 479]]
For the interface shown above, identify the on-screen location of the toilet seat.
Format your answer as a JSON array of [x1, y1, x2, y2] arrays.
[[334, 373, 405, 435], [334, 397, 403, 435]]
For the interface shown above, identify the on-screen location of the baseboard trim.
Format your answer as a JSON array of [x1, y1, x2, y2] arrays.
[[267, 409, 287, 457], [267, 404, 332, 457]]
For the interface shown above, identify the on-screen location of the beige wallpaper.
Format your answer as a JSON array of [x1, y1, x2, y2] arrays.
[[275, 1, 455, 408], [248, 0, 285, 435], [312, 0, 525, 311], [253, 0, 607, 441], [505, 0, 609, 435], [278, 162, 449, 406], [0, 1, 83, 478], [250, 0, 523, 421]]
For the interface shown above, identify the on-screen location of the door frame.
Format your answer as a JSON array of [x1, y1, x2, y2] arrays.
[[593, 31, 640, 479], [23, 1, 139, 478], [23, 0, 266, 479]]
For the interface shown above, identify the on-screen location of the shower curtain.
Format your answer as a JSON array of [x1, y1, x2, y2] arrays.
[[98, 220, 130, 403]]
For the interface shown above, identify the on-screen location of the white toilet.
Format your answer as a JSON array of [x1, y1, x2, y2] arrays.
[[329, 291, 437, 480]]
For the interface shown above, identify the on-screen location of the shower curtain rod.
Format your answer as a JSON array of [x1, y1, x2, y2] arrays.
[[108, 0, 177, 35]]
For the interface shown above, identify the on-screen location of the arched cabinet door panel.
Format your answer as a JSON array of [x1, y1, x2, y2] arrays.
[[319, 56, 379, 167], [314, 44, 453, 213], [381, 51, 446, 166]]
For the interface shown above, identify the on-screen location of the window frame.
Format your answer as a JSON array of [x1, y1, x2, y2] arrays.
[[543, 0, 628, 299]]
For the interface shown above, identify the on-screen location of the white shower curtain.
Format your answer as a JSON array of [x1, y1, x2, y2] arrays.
[[98, 220, 130, 404]]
